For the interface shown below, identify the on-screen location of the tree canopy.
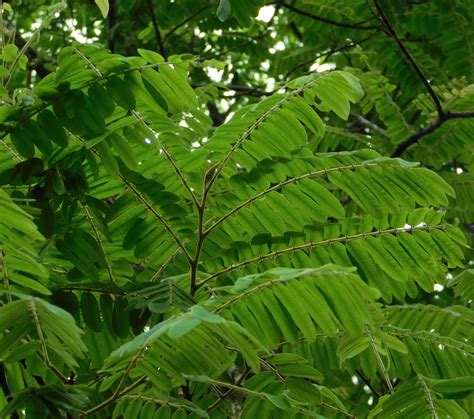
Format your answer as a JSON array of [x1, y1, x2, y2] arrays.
[[0, 0, 473, 417]]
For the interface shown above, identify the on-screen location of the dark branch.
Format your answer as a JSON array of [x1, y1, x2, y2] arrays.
[[207, 102, 225, 126], [445, 111, 474, 120], [223, 84, 269, 97], [285, 34, 376, 78], [356, 369, 381, 398], [204, 6, 280, 61], [107, 0, 117, 52], [204, 32, 267, 60], [371, 1, 474, 156], [373, 0, 443, 118], [289, 22, 303, 41], [391, 111, 474, 157], [279, 2, 379, 31], [163, 6, 208, 44], [146, 0, 166, 58], [192, 83, 270, 97]]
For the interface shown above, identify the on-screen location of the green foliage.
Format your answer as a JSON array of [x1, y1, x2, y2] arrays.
[[0, 0, 472, 417]]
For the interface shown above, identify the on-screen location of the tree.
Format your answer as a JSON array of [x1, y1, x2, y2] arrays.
[[0, 0, 473, 417]]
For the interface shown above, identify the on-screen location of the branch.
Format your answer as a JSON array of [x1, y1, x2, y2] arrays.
[[391, 111, 474, 157], [0, 60, 169, 143], [280, 2, 379, 31], [64, 285, 125, 295], [207, 102, 226, 126], [356, 369, 381, 397], [163, 6, 208, 44], [204, 6, 278, 61], [71, 48, 200, 210], [27, 299, 69, 384], [146, 0, 166, 58], [107, 0, 117, 52], [371, 1, 474, 156], [285, 34, 376, 78], [372, 0, 443, 118], [192, 83, 270, 97], [4, 28, 52, 78]]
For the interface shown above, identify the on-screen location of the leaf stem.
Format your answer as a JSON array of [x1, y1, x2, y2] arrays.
[[131, 110, 201, 209], [83, 376, 148, 416], [202, 75, 322, 200], [73, 46, 200, 210], [4, 2, 66, 87], [197, 224, 445, 289], [365, 325, 393, 393], [203, 162, 387, 237], [417, 374, 438, 419], [122, 178, 193, 265], [206, 366, 251, 412], [0, 249, 11, 302], [27, 298, 69, 383], [79, 201, 116, 285]]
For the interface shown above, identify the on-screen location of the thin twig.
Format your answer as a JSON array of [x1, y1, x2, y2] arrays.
[[79, 201, 116, 285], [206, 366, 251, 412], [146, 0, 166, 58], [202, 75, 321, 201], [63, 285, 125, 295], [5, 2, 65, 87], [356, 369, 381, 397], [391, 110, 474, 157], [122, 178, 193, 265], [83, 376, 148, 416], [279, 2, 379, 31], [163, 6, 208, 44], [0, 61, 170, 143], [370, 1, 474, 156], [27, 299, 69, 383], [192, 83, 270, 97], [203, 6, 278, 61], [373, 0, 443, 118], [365, 325, 393, 393], [285, 34, 376, 78], [417, 374, 437, 418]]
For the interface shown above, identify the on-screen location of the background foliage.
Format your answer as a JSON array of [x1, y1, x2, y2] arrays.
[[0, 0, 473, 417]]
